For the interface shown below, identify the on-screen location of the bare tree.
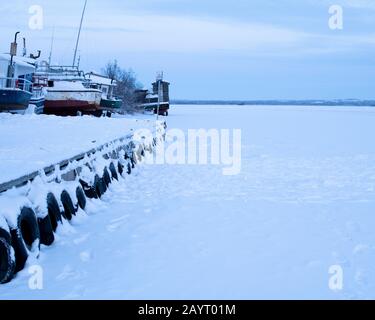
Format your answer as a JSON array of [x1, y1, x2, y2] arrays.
[[102, 60, 143, 113], [103, 60, 121, 82]]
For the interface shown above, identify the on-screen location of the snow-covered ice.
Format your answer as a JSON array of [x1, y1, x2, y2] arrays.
[[1, 104, 375, 299]]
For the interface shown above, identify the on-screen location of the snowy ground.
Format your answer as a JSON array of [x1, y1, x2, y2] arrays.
[[0, 113, 154, 185], [1, 104, 375, 299]]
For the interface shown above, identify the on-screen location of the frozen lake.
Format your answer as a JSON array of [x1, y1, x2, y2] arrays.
[[1, 104, 375, 299]]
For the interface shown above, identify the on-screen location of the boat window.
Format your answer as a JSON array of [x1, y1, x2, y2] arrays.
[[48, 80, 54, 87]]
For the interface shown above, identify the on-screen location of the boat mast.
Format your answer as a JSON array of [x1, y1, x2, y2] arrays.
[[72, 0, 87, 67], [48, 27, 55, 66]]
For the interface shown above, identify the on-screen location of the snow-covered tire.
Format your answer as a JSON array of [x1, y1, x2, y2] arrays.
[[47, 193, 62, 232], [0, 225, 11, 245], [76, 186, 86, 210], [117, 161, 124, 176], [0, 238, 15, 284], [94, 175, 106, 198], [101, 177, 107, 194], [61, 191, 75, 221], [131, 153, 136, 168], [38, 215, 54, 246], [11, 207, 40, 272], [79, 179, 98, 199], [103, 167, 111, 187], [109, 162, 118, 181]]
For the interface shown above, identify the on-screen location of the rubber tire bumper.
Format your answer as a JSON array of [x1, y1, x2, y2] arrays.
[[109, 162, 118, 181], [11, 207, 40, 272], [94, 175, 106, 198], [0, 238, 15, 284], [117, 161, 124, 176], [47, 193, 62, 232], [61, 191, 75, 221], [103, 167, 111, 187], [0, 226, 11, 245], [79, 179, 98, 199], [76, 186, 87, 210], [38, 215, 54, 246]]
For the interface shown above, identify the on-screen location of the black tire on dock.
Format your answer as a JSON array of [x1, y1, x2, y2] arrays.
[[94, 175, 106, 198], [0, 237, 15, 284], [103, 167, 111, 187], [76, 186, 87, 210], [131, 154, 136, 168], [79, 179, 98, 199], [0, 226, 11, 245], [101, 177, 107, 193], [117, 161, 124, 176], [38, 215, 54, 246], [109, 163, 118, 181], [47, 193, 62, 232], [61, 191, 75, 221], [11, 207, 40, 272]]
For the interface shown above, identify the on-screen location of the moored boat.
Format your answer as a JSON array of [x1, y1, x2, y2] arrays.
[[0, 54, 34, 114], [35, 65, 102, 116], [0, 33, 45, 115], [85, 72, 123, 115], [136, 73, 170, 116]]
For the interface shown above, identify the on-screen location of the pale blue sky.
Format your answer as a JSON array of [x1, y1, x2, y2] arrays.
[[1, 0, 375, 99]]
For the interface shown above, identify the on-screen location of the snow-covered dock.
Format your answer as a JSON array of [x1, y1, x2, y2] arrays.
[[0, 112, 164, 284], [0, 113, 156, 190]]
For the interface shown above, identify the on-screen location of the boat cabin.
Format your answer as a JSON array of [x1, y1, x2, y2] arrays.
[[0, 54, 36, 113]]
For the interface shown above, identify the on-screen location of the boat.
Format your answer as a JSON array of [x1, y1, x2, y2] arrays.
[[35, 65, 102, 116], [0, 33, 45, 115], [0, 54, 33, 114], [85, 72, 123, 115], [136, 73, 170, 116]]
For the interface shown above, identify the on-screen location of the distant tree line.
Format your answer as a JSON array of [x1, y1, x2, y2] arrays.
[[102, 60, 144, 113]]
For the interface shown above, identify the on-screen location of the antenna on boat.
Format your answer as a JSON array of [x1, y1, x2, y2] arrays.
[[73, 0, 87, 67], [22, 38, 27, 57], [48, 26, 55, 66]]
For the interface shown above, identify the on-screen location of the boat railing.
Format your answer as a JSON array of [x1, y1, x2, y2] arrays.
[[37, 65, 85, 78], [0, 77, 33, 93]]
